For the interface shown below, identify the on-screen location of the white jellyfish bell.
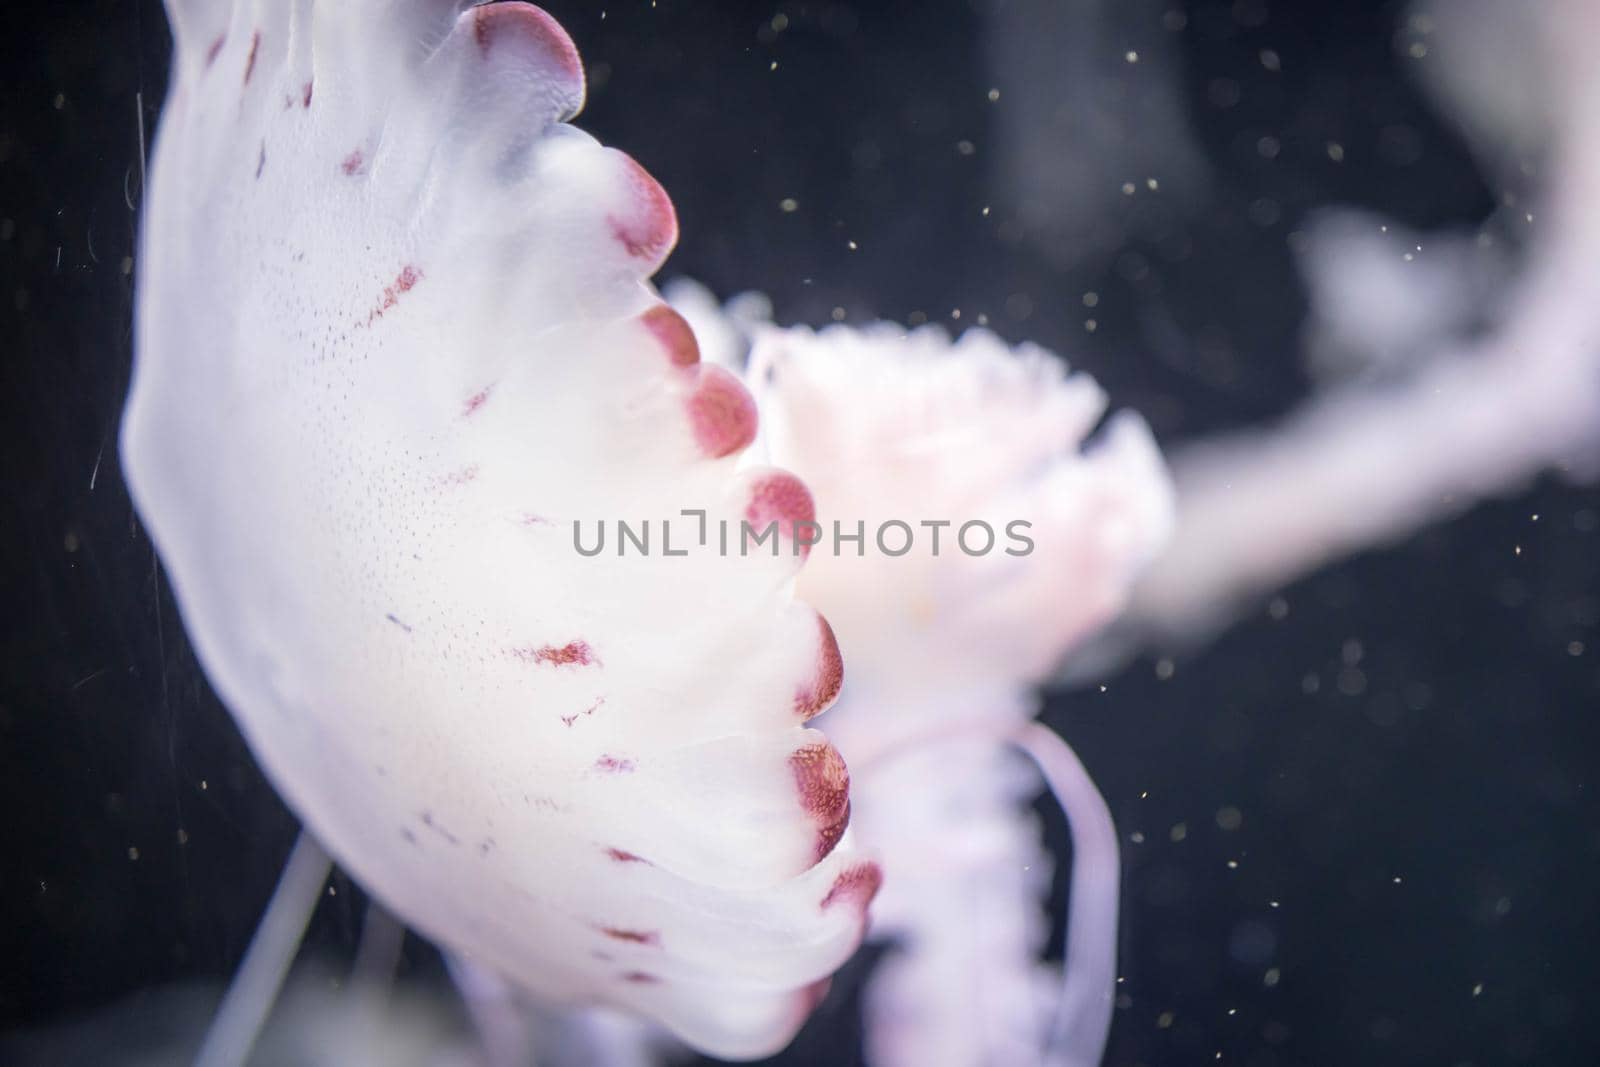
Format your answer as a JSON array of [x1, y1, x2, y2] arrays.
[[122, 1, 877, 1062]]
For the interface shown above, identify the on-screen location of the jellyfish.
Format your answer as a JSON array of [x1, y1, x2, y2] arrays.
[[121, 1, 877, 1062], [662, 292, 1176, 1066], [1069, 0, 1600, 653]]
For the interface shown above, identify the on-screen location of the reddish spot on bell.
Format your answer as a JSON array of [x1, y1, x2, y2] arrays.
[[434, 465, 479, 489], [789, 742, 851, 862], [687, 367, 757, 458], [745, 470, 817, 559], [607, 154, 677, 265], [598, 926, 660, 946], [605, 847, 649, 864], [463, 385, 494, 416], [364, 265, 423, 325], [243, 31, 261, 86], [640, 305, 700, 367], [621, 971, 660, 984], [595, 755, 636, 773], [341, 149, 365, 176], [302, 81, 314, 108], [794, 614, 844, 720], [205, 35, 226, 69], [514, 640, 598, 667]]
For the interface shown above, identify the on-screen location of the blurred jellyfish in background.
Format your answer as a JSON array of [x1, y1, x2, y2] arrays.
[[1097, 0, 1600, 650]]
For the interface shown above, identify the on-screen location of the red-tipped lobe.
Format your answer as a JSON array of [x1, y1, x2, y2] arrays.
[[469, 2, 583, 83], [789, 742, 851, 862], [794, 614, 844, 720], [462, 2, 585, 123], [688, 367, 758, 458], [745, 471, 817, 559], [641, 305, 701, 367], [609, 153, 677, 266], [821, 861, 883, 914]]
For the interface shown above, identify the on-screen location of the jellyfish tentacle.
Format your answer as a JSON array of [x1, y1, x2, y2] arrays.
[[192, 831, 332, 1067], [853, 730, 1059, 1067], [1014, 720, 1120, 1067], [843, 716, 1117, 1067], [350, 898, 406, 991], [446, 953, 533, 1067], [344, 898, 408, 1061]]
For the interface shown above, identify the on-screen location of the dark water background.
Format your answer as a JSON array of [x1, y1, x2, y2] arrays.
[[3, 1, 1597, 1064]]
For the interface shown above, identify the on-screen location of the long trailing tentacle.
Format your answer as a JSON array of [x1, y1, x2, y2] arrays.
[[193, 831, 332, 1067], [851, 714, 1120, 1067], [1014, 721, 1120, 1067]]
